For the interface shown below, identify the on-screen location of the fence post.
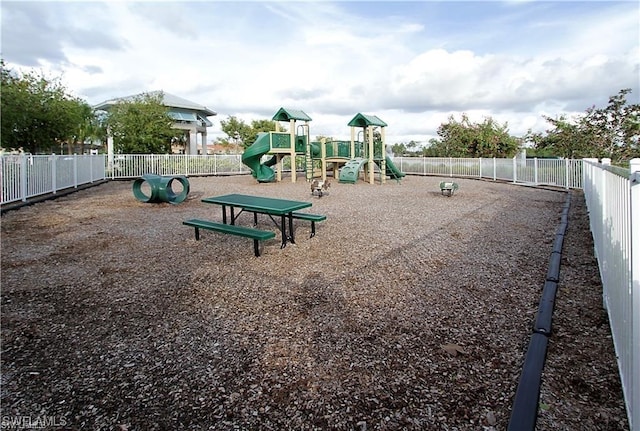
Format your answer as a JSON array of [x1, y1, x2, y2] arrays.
[[52, 155, 57, 194], [493, 157, 497, 181], [20, 154, 27, 202], [565, 159, 570, 189], [534, 157, 538, 185], [630, 158, 640, 431], [601, 159, 610, 304], [73, 154, 78, 188], [513, 157, 517, 183], [479, 158, 482, 179]]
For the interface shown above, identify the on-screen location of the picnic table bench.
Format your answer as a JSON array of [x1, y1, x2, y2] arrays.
[[291, 212, 327, 238], [183, 218, 275, 257]]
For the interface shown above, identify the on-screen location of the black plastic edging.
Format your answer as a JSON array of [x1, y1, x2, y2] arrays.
[[0, 180, 109, 215], [508, 192, 571, 431], [508, 333, 550, 431], [556, 223, 568, 236], [552, 235, 565, 254], [534, 281, 559, 335], [546, 252, 562, 282]]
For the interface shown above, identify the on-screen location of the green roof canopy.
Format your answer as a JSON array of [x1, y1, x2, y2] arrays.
[[347, 113, 387, 128], [272, 107, 312, 122]]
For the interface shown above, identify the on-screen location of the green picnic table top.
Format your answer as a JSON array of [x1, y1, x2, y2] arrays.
[[202, 193, 312, 215]]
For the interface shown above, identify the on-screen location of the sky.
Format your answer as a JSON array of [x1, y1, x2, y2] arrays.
[[1, 0, 639, 146]]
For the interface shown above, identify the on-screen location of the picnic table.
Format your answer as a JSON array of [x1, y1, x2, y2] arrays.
[[201, 193, 313, 248]]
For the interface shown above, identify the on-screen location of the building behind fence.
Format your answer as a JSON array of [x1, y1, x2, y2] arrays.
[[0, 153, 637, 428]]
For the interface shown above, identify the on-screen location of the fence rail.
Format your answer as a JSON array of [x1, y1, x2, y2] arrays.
[[583, 158, 639, 431], [395, 156, 583, 189], [1, 155, 584, 206], [109, 154, 249, 179], [1, 154, 106, 205]]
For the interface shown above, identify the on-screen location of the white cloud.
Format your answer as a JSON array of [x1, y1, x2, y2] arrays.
[[1, 0, 638, 145]]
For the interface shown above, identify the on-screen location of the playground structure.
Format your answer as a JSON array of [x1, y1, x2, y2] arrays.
[[241, 108, 406, 185]]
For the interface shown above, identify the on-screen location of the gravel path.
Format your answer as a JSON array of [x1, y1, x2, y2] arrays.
[[0, 174, 628, 430]]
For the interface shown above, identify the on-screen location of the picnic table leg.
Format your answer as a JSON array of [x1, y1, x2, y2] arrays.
[[230, 207, 235, 225], [253, 212, 258, 227], [288, 213, 296, 244], [280, 215, 287, 248]]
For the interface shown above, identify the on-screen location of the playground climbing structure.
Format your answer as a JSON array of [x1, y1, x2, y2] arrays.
[[241, 107, 405, 185]]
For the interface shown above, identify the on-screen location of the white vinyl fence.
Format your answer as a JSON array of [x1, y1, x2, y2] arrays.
[[109, 154, 249, 179], [583, 158, 640, 431], [0, 154, 584, 204], [395, 156, 583, 189], [108, 155, 584, 187], [1, 154, 106, 205]]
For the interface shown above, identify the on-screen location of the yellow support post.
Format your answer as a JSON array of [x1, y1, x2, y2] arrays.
[[380, 126, 386, 184], [367, 126, 374, 184], [350, 126, 356, 160], [289, 118, 296, 183]]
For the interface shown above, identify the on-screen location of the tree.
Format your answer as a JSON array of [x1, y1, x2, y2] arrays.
[[428, 114, 520, 158], [580, 89, 639, 163], [1, 59, 90, 154], [106, 92, 175, 154], [251, 119, 279, 138], [314, 135, 333, 143], [391, 143, 407, 157], [525, 115, 590, 159], [529, 89, 639, 164], [219, 116, 279, 149], [68, 103, 106, 155], [219, 116, 253, 148]]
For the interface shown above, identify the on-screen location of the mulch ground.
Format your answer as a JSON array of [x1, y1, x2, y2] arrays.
[[0, 176, 629, 431]]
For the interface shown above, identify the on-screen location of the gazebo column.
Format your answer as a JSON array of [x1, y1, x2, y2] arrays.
[[188, 127, 197, 155], [200, 130, 208, 155]]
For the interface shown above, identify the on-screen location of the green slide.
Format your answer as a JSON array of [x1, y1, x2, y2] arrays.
[[379, 156, 406, 180], [242, 133, 276, 182]]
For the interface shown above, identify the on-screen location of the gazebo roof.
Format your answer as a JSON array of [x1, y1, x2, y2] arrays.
[[93, 91, 217, 117], [272, 107, 312, 122], [347, 113, 387, 128]]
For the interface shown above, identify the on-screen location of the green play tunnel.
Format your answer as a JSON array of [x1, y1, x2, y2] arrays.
[[132, 174, 190, 204]]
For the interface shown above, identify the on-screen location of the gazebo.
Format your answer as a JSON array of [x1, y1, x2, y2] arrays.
[[94, 91, 217, 164]]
